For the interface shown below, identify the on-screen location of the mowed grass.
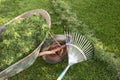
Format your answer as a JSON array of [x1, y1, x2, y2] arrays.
[[65, 0, 120, 56], [0, 0, 119, 80]]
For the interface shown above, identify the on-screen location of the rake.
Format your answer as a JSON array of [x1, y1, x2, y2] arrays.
[[57, 32, 94, 80]]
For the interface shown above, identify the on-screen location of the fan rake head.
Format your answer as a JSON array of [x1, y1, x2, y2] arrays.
[[57, 31, 94, 80], [65, 31, 94, 65]]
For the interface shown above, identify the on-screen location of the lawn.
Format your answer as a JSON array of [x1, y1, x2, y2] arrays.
[[0, 0, 120, 80], [65, 0, 120, 57]]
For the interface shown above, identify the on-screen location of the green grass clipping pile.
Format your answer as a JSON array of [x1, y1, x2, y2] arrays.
[[0, 14, 49, 71]]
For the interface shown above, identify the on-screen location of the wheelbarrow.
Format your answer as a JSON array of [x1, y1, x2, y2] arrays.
[[0, 9, 67, 80], [0, 9, 51, 80]]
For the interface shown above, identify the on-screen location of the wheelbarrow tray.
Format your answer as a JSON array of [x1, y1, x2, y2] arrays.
[[0, 9, 51, 80]]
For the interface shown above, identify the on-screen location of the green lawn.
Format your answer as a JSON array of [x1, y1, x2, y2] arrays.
[[0, 0, 120, 80], [65, 0, 120, 56]]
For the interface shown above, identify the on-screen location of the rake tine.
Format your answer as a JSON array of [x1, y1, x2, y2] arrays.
[[76, 33, 80, 45], [74, 33, 78, 43], [86, 52, 93, 59], [81, 38, 88, 49], [79, 35, 84, 47], [78, 35, 83, 48], [76, 33, 80, 43], [82, 41, 91, 50], [81, 36, 87, 48], [84, 48, 93, 56], [65, 31, 69, 43], [83, 43, 91, 51], [85, 44, 92, 52], [80, 36, 87, 48], [84, 48, 93, 55], [84, 46, 93, 53]]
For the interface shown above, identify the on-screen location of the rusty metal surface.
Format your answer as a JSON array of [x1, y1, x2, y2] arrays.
[[0, 9, 51, 80], [41, 35, 68, 64]]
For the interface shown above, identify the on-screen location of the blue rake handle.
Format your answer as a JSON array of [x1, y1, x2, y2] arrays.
[[57, 65, 71, 80]]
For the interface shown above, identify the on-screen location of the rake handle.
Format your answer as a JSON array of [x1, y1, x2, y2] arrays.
[[57, 65, 71, 80]]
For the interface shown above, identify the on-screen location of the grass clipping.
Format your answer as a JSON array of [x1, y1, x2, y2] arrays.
[[0, 14, 49, 71]]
